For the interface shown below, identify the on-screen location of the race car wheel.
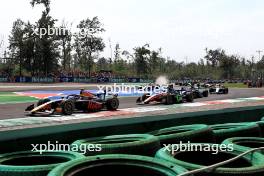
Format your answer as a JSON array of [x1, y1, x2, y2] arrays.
[[106, 98, 119, 110], [225, 88, 229, 94], [185, 93, 194, 102], [161, 97, 167, 104], [202, 90, 209, 97], [197, 92, 203, 98], [164, 95, 173, 105], [161, 95, 172, 105], [209, 88, 214, 94], [37, 98, 51, 106], [61, 100, 75, 115]]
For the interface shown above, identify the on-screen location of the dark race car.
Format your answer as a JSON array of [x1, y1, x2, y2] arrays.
[[182, 83, 209, 99], [190, 87, 209, 98], [209, 84, 229, 94], [25, 89, 119, 116], [136, 85, 194, 105]]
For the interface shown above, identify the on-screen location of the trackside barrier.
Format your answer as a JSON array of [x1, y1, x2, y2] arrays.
[[0, 105, 264, 153], [0, 77, 154, 83]]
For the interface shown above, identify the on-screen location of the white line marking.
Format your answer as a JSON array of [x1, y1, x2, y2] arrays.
[[218, 99, 245, 103], [122, 107, 167, 112], [181, 102, 207, 107], [239, 97, 264, 101]]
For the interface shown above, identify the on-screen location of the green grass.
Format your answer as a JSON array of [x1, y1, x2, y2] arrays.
[[224, 83, 248, 88], [0, 92, 38, 104], [0, 92, 15, 95]]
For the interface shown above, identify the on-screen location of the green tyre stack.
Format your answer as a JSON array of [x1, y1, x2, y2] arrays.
[[48, 154, 189, 176], [156, 143, 264, 176], [149, 124, 215, 145], [210, 122, 261, 143], [0, 151, 84, 176], [256, 121, 264, 137], [71, 134, 161, 156], [223, 137, 264, 154]]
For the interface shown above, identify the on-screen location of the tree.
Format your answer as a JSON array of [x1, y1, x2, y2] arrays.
[[58, 21, 72, 71], [204, 48, 225, 67], [134, 44, 151, 77], [31, 0, 60, 76], [74, 17, 105, 77], [114, 43, 121, 62], [149, 50, 159, 75], [97, 57, 108, 70], [30, 0, 50, 13], [219, 55, 240, 79], [9, 19, 26, 76]]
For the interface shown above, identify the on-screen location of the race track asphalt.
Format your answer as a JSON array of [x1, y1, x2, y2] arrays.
[[1, 87, 264, 120]]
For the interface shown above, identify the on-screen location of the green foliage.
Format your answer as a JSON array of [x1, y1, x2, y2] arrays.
[[74, 17, 105, 77], [2, 0, 261, 80]]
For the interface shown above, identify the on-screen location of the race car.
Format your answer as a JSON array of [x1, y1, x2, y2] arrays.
[[190, 86, 209, 98], [209, 84, 229, 94], [136, 85, 194, 105], [182, 83, 209, 99], [25, 89, 119, 116]]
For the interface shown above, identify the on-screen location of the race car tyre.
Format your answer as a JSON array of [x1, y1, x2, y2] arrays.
[[209, 88, 214, 94], [203, 90, 209, 97], [161, 95, 172, 105], [48, 154, 188, 176], [61, 100, 75, 115], [185, 93, 194, 102], [156, 144, 264, 176], [225, 88, 229, 94], [161, 96, 167, 104], [37, 98, 51, 106], [197, 92, 203, 98], [106, 98, 119, 110], [71, 134, 160, 156], [210, 122, 261, 143], [223, 137, 264, 154], [169, 94, 175, 104], [149, 124, 215, 145], [0, 151, 84, 176]]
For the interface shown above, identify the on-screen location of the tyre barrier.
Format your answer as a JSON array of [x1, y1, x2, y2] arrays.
[[0, 151, 84, 176], [48, 154, 189, 176], [149, 124, 215, 145], [71, 134, 161, 156], [210, 122, 261, 143], [256, 121, 264, 137], [156, 143, 264, 176], [223, 137, 264, 154]]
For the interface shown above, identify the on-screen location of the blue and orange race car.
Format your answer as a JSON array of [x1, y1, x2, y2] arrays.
[[25, 89, 119, 116]]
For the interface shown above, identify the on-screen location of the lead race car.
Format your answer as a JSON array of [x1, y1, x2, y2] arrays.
[[136, 85, 194, 105], [25, 89, 119, 116]]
